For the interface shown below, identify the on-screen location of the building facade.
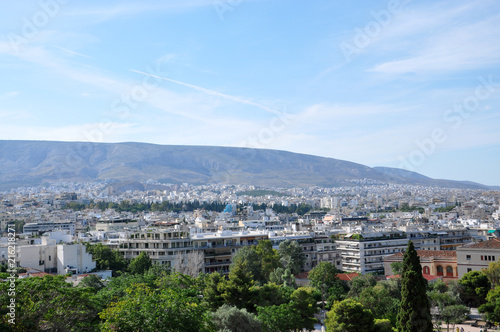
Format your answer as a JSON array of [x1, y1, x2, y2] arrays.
[[456, 238, 500, 278]]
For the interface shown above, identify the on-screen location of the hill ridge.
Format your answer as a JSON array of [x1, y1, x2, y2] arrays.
[[0, 140, 492, 190]]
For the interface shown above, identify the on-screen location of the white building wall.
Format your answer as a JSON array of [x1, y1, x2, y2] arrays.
[[57, 244, 96, 275]]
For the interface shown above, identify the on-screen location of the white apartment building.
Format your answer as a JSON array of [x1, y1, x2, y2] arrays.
[[192, 230, 269, 275], [336, 232, 408, 274], [106, 227, 192, 268], [314, 232, 342, 269], [23, 221, 76, 235], [57, 243, 96, 275], [0, 236, 95, 274]]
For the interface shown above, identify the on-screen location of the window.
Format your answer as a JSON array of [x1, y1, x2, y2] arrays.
[[466, 255, 471, 260], [48, 255, 51, 261], [437, 265, 443, 276], [423, 266, 430, 275], [467, 268, 472, 272], [481, 255, 484, 260], [446, 266, 453, 276]]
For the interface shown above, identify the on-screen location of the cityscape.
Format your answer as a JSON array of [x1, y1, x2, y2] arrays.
[[2, 0, 500, 331], [1, 177, 500, 330]]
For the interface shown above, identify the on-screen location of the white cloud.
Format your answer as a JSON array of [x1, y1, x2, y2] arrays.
[[369, 5, 500, 74]]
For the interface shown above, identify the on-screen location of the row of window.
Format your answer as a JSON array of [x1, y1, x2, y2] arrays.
[[465, 254, 496, 261]]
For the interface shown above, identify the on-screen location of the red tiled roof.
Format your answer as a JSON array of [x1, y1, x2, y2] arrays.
[[19, 271, 51, 278], [295, 271, 310, 279], [387, 250, 456, 259], [423, 275, 442, 281], [338, 273, 359, 281], [464, 238, 500, 249]]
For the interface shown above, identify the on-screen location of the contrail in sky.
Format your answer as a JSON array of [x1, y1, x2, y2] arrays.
[[130, 69, 281, 116]]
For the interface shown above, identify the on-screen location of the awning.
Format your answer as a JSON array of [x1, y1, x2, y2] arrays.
[[488, 230, 497, 233]]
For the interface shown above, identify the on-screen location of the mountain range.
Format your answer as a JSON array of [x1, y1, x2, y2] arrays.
[[0, 140, 494, 190]]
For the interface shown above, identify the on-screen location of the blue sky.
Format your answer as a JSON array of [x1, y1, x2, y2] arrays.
[[1, 0, 500, 185]]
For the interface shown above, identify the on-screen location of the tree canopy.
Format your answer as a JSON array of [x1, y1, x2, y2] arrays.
[[396, 241, 433, 332], [278, 240, 306, 275], [325, 298, 375, 332]]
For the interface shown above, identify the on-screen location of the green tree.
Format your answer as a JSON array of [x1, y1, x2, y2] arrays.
[[221, 260, 257, 312], [309, 262, 339, 291], [325, 299, 374, 332], [84, 242, 127, 275], [479, 287, 500, 324], [257, 303, 301, 332], [289, 286, 318, 331], [391, 262, 404, 275], [348, 273, 377, 297], [308, 262, 339, 313], [129, 251, 152, 275], [374, 319, 393, 332], [357, 284, 400, 325], [213, 304, 262, 332], [0, 275, 100, 331], [278, 240, 306, 275], [254, 239, 282, 281], [255, 283, 288, 307], [326, 282, 348, 308], [396, 241, 433, 332], [483, 261, 500, 287], [203, 271, 226, 311], [459, 270, 491, 306], [269, 267, 296, 288], [99, 283, 214, 332], [231, 246, 264, 283], [441, 304, 469, 332], [78, 274, 105, 291]]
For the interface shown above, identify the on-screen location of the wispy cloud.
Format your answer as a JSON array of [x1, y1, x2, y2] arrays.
[[130, 69, 282, 116], [53, 46, 92, 58], [369, 5, 500, 74]]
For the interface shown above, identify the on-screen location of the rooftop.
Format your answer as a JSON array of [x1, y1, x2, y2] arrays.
[[462, 238, 500, 249], [388, 250, 457, 259]]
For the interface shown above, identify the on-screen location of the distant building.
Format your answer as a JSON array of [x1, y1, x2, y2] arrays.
[[95, 218, 141, 232], [192, 230, 268, 275], [23, 221, 76, 235], [0, 237, 95, 275], [456, 238, 500, 278], [335, 232, 408, 274], [384, 250, 457, 282]]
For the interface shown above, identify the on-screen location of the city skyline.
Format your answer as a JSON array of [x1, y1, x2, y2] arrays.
[[1, 0, 499, 186]]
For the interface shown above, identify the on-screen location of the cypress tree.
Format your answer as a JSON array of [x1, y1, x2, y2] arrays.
[[396, 241, 433, 332]]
